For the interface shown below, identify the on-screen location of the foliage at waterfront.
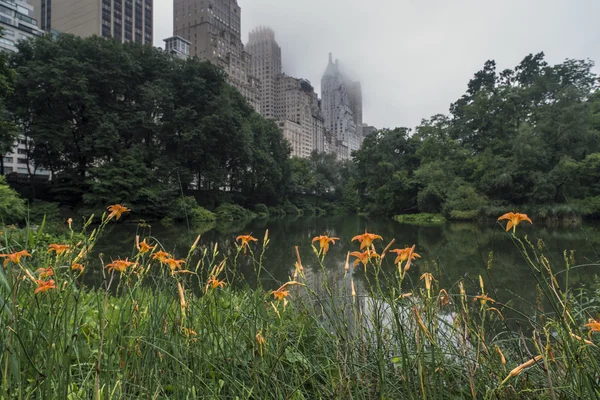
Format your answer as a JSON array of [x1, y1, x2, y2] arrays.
[[353, 53, 600, 220], [1, 207, 600, 398]]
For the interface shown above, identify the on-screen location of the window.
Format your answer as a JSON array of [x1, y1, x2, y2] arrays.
[[3, 157, 13, 164], [17, 158, 28, 164]]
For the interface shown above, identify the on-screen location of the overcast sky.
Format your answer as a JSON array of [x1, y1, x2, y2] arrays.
[[154, 0, 600, 130]]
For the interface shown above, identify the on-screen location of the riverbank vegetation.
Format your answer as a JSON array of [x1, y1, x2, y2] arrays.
[[1, 207, 600, 398], [353, 54, 600, 221]]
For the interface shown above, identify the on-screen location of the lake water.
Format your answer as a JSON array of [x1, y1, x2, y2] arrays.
[[93, 216, 600, 315]]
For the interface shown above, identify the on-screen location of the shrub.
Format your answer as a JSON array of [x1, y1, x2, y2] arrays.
[[393, 213, 446, 224], [442, 184, 486, 218], [0, 176, 26, 224], [215, 203, 254, 221], [267, 206, 286, 217], [449, 209, 480, 221], [254, 203, 269, 219], [576, 196, 600, 219], [27, 200, 61, 224], [282, 201, 301, 216], [167, 196, 216, 224]]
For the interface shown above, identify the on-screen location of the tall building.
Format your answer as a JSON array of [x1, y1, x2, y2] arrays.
[[163, 35, 190, 59], [274, 74, 315, 158], [0, 0, 44, 52], [321, 53, 363, 160], [173, 0, 260, 112], [33, 0, 153, 44], [246, 26, 281, 119], [2, 137, 51, 180]]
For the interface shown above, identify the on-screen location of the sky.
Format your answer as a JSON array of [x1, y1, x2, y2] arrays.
[[153, 0, 600, 130]]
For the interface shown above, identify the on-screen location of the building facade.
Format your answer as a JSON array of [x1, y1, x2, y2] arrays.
[[245, 26, 281, 119], [173, 0, 260, 112], [321, 53, 363, 160], [33, 0, 153, 44], [0, 0, 43, 52], [163, 35, 190, 59], [2, 137, 51, 180]]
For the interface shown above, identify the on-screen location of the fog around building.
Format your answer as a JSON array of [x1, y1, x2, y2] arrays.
[[153, 0, 600, 130]]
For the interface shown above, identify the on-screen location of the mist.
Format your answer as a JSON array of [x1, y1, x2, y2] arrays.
[[153, 0, 600, 129]]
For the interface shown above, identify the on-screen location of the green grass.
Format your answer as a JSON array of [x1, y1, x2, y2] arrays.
[[393, 213, 447, 224], [1, 208, 600, 398]]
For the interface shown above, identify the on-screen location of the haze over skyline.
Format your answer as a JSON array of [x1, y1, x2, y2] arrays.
[[154, 0, 600, 130]]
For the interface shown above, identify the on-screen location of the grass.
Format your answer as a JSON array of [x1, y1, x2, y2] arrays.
[[393, 213, 447, 224], [1, 208, 600, 398]]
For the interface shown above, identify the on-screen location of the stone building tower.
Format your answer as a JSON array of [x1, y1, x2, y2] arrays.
[[321, 53, 361, 160], [246, 27, 282, 119]]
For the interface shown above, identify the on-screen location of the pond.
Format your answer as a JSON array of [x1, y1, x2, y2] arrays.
[[92, 216, 600, 316]]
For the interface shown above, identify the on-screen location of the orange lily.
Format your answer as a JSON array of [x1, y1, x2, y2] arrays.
[[206, 275, 226, 290], [107, 204, 131, 220], [1, 250, 31, 266], [474, 294, 496, 306], [35, 267, 54, 279], [105, 258, 135, 274], [584, 319, 600, 339], [72, 263, 84, 272], [152, 250, 171, 263], [312, 235, 340, 255], [48, 244, 70, 255], [164, 258, 186, 272], [236, 234, 258, 254], [351, 232, 383, 250], [350, 250, 379, 268], [439, 289, 450, 307], [389, 247, 421, 265], [272, 281, 301, 301], [498, 212, 532, 233], [34, 279, 56, 294], [137, 239, 156, 254], [420, 272, 435, 292]]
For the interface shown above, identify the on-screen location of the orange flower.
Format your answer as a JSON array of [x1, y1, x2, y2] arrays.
[[152, 250, 171, 263], [389, 247, 421, 265], [1, 250, 32, 266], [312, 235, 340, 255], [107, 204, 131, 220], [272, 281, 301, 301], [439, 289, 450, 307], [137, 239, 156, 254], [105, 258, 135, 274], [34, 279, 56, 294], [236, 234, 258, 254], [48, 244, 70, 255], [72, 263, 84, 272], [35, 267, 54, 279], [584, 319, 600, 339], [351, 232, 383, 250], [474, 294, 496, 306], [498, 212, 532, 233], [164, 258, 186, 272], [206, 275, 226, 290], [420, 272, 435, 292], [350, 250, 379, 268]]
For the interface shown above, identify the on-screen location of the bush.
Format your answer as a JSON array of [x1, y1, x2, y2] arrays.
[[442, 184, 487, 218], [215, 203, 254, 222], [267, 206, 286, 217], [254, 203, 269, 219], [449, 210, 480, 221], [167, 196, 216, 224], [0, 176, 26, 224], [576, 197, 600, 219], [27, 201, 61, 224], [282, 201, 301, 216]]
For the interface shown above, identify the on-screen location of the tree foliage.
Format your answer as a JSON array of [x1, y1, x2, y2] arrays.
[[353, 53, 600, 218], [7, 35, 292, 215]]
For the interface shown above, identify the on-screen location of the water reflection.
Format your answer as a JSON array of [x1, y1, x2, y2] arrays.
[[92, 216, 600, 316]]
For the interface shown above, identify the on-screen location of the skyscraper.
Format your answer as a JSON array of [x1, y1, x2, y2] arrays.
[[321, 53, 362, 160], [173, 0, 260, 112], [0, 0, 44, 53], [246, 26, 281, 119], [33, 0, 153, 44]]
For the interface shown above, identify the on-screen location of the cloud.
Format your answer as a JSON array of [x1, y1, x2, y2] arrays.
[[153, 0, 600, 129]]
